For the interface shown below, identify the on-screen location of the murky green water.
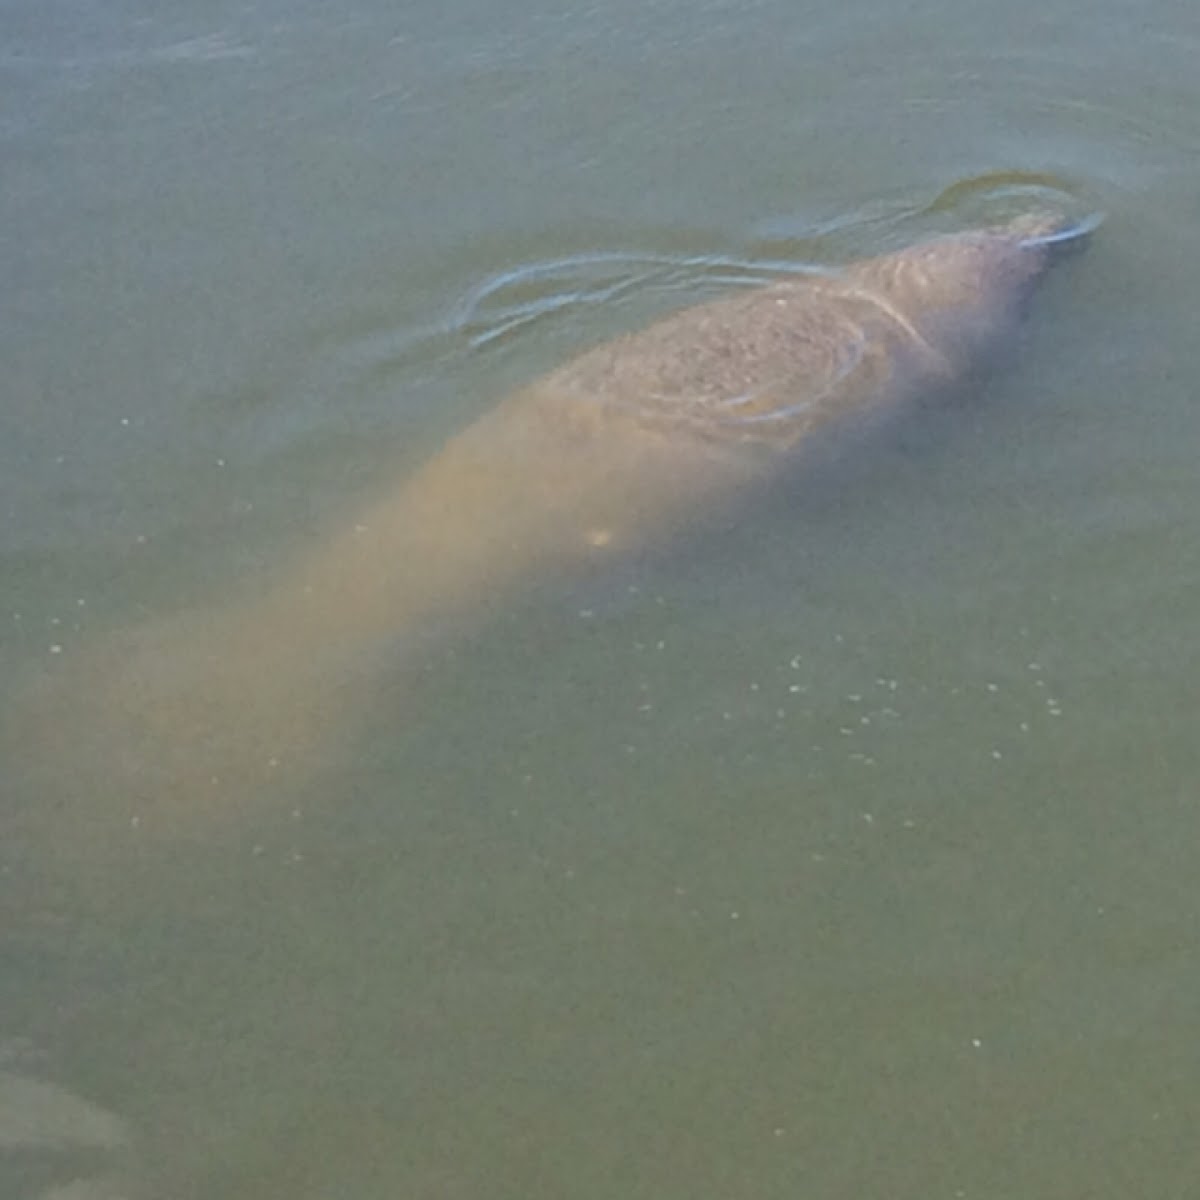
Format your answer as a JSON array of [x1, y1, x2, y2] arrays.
[[4, 1, 1200, 1196]]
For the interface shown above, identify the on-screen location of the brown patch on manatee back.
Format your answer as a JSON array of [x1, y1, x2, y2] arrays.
[[528, 220, 1056, 455]]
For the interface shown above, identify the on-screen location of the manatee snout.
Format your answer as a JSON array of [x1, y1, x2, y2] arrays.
[[1005, 209, 1100, 258]]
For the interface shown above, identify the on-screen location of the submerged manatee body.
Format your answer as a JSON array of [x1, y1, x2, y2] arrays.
[[15, 213, 1087, 832]]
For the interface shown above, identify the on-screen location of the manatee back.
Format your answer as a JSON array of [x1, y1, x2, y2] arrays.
[[535, 277, 893, 450]]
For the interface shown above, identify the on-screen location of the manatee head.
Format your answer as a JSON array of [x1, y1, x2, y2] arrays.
[[855, 227, 1044, 311], [845, 213, 1088, 364]]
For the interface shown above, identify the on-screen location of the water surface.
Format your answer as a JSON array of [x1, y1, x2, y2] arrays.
[[4, 0, 1200, 1196]]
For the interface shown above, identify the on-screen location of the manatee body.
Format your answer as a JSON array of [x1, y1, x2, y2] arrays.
[[13, 214, 1085, 830], [284, 214, 1079, 643]]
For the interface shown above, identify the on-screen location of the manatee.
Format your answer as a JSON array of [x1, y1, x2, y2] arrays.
[[0, 1069, 133, 1200], [248, 213, 1086, 653], [12, 212, 1088, 832], [259, 213, 1086, 635]]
